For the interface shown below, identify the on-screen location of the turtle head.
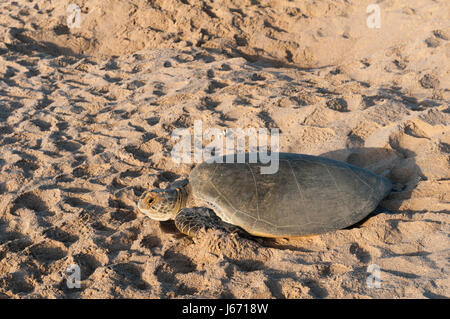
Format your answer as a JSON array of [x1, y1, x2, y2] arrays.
[[137, 188, 187, 221]]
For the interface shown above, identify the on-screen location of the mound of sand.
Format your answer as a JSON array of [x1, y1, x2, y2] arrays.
[[0, 0, 448, 298]]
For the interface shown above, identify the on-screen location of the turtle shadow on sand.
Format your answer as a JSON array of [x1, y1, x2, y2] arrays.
[[6, 27, 84, 58], [147, 147, 422, 252]]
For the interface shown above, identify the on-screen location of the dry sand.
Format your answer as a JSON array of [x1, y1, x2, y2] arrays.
[[0, 0, 449, 298]]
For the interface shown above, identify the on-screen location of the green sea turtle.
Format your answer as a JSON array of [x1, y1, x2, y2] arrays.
[[137, 153, 392, 238]]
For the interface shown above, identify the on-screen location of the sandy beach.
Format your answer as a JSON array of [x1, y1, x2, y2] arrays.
[[0, 0, 449, 298]]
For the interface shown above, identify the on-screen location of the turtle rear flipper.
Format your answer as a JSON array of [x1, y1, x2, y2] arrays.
[[174, 207, 246, 237]]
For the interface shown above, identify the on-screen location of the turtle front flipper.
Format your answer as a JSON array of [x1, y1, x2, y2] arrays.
[[174, 208, 218, 236], [174, 207, 246, 237]]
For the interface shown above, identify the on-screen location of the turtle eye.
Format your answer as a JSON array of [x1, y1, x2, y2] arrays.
[[148, 198, 154, 204]]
